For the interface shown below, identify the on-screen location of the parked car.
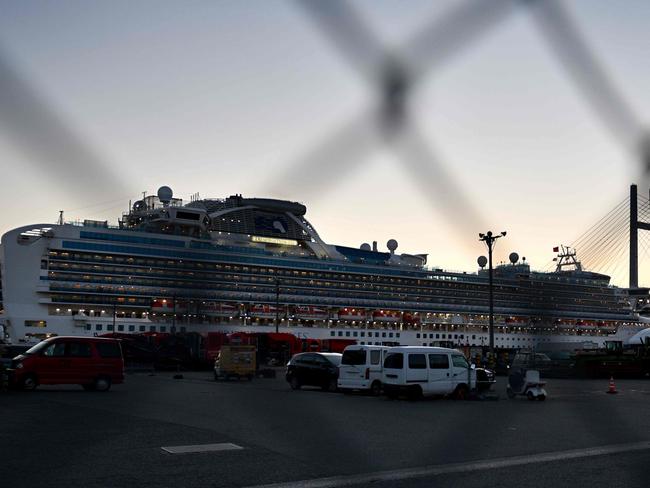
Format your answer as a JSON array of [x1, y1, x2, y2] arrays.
[[338, 345, 388, 395], [511, 350, 575, 378], [286, 352, 342, 391], [475, 366, 496, 392], [10, 336, 124, 391], [382, 346, 476, 400]]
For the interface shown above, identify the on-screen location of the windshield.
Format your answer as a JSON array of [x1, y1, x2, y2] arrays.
[[452, 355, 470, 369], [23, 340, 51, 355], [341, 349, 366, 365], [322, 354, 342, 366]]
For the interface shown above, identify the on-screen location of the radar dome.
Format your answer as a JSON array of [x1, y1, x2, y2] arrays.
[[360, 243, 371, 251], [157, 186, 173, 204], [477, 256, 488, 268], [509, 252, 519, 264], [387, 239, 398, 253]]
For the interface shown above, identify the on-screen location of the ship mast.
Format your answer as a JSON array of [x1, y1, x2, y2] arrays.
[[554, 245, 582, 272]]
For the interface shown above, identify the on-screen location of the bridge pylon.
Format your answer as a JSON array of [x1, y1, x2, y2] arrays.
[[629, 184, 650, 289]]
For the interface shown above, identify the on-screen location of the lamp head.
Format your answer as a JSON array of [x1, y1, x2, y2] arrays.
[[501, 231, 507, 237]]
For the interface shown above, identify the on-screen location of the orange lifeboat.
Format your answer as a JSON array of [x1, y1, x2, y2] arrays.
[[295, 306, 328, 320], [337, 308, 366, 321]]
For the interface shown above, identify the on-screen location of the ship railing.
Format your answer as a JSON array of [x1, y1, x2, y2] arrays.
[[65, 220, 121, 230]]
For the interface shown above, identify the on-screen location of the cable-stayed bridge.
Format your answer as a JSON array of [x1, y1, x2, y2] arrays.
[[545, 185, 650, 289]]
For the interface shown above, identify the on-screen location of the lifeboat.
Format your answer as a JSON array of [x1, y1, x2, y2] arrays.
[[151, 298, 186, 313], [555, 319, 574, 331], [505, 316, 528, 326], [372, 310, 402, 322], [250, 304, 281, 319], [201, 302, 239, 317], [295, 306, 328, 320], [576, 320, 597, 331], [337, 308, 367, 321], [402, 312, 421, 325]]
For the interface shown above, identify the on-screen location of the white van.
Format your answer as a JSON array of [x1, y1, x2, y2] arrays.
[[338, 345, 388, 395], [382, 346, 476, 399]]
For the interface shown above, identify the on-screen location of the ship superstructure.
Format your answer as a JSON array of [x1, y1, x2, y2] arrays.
[[0, 187, 644, 348]]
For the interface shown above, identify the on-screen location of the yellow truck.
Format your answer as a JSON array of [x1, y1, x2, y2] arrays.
[[214, 345, 256, 381]]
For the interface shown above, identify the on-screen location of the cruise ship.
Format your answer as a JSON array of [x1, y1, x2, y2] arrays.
[[0, 186, 647, 349]]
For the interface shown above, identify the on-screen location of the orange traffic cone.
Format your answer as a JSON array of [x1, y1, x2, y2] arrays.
[[606, 376, 618, 395]]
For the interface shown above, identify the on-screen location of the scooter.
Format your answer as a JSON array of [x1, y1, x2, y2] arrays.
[[506, 369, 547, 401]]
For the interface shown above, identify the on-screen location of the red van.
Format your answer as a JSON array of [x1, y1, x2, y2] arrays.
[[11, 336, 124, 391]]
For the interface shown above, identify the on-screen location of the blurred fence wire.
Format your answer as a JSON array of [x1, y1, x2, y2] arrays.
[[0, 48, 131, 201], [268, 0, 648, 244], [0, 0, 647, 251]]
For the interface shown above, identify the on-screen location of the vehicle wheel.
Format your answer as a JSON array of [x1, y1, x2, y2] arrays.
[[94, 376, 112, 392], [82, 384, 95, 391], [453, 384, 469, 401], [289, 377, 301, 390], [21, 374, 38, 391], [326, 379, 338, 392], [370, 381, 382, 397], [537, 394, 546, 402], [506, 387, 515, 399], [526, 390, 536, 401]]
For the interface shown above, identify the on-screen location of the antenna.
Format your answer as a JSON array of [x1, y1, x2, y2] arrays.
[[58, 210, 64, 226]]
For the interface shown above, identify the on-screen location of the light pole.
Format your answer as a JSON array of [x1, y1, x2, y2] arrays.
[[274, 279, 280, 334], [172, 292, 176, 333], [112, 298, 117, 332], [479, 230, 506, 355]]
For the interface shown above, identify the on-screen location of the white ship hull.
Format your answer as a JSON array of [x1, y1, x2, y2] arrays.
[[2, 312, 645, 351]]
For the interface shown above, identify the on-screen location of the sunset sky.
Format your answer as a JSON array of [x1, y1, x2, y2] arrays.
[[1, 0, 649, 286]]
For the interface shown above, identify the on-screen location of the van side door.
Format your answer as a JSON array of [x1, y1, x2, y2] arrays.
[[428, 353, 452, 394], [67, 341, 94, 385], [37, 340, 68, 384], [406, 353, 428, 389], [369, 349, 382, 379]]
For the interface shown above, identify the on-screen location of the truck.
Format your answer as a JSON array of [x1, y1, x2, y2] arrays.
[[214, 345, 256, 381]]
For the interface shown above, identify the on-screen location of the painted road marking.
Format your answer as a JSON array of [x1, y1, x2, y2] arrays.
[[161, 443, 244, 454], [247, 441, 650, 488]]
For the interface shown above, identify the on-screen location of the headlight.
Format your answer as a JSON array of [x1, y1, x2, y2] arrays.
[[15, 362, 24, 369]]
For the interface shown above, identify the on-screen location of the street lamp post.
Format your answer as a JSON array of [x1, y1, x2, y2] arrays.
[[274, 279, 280, 334], [479, 230, 506, 355], [112, 298, 117, 332], [172, 293, 176, 333]]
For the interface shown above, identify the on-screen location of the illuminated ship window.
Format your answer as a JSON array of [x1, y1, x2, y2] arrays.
[[25, 320, 47, 328]]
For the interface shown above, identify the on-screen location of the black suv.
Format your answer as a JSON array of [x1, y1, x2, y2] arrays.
[[286, 352, 342, 391]]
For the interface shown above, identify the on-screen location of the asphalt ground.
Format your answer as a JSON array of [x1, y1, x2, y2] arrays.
[[2, 372, 650, 487]]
